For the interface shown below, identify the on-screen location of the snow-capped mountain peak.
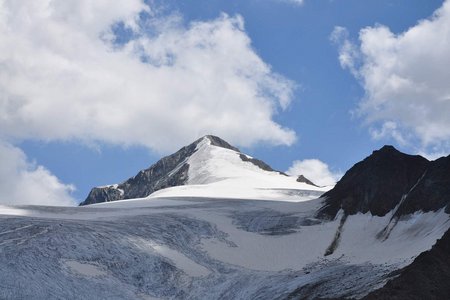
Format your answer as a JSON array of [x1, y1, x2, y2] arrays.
[[80, 135, 327, 205], [198, 135, 240, 152]]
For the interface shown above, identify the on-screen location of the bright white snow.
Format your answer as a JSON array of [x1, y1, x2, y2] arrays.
[[150, 137, 330, 201], [0, 195, 448, 299]]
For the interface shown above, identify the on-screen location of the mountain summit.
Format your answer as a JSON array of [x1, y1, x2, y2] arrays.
[[318, 145, 450, 219], [80, 135, 326, 205]]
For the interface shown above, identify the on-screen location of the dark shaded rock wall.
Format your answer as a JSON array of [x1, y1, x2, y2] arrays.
[[296, 175, 318, 187], [363, 227, 450, 300], [80, 136, 228, 205], [239, 154, 277, 173], [318, 146, 429, 219], [395, 155, 450, 216]]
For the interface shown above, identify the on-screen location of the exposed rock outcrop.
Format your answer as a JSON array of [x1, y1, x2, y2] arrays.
[[296, 175, 318, 187], [317, 145, 450, 219], [80, 135, 288, 205], [363, 227, 450, 300], [80, 135, 229, 205]]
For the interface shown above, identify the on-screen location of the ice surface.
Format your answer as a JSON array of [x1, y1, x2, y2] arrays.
[[131, 238, 210, 277], [64, 260, 107, 277], [0, 196, 448, 299]]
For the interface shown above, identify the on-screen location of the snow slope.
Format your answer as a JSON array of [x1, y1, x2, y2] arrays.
[[81, 135, 330, 205], [149, 137, 329, 201], [1, 196, 448, 299]]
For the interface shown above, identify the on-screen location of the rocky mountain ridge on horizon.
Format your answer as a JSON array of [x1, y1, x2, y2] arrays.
[[81, 136, 450, 221]]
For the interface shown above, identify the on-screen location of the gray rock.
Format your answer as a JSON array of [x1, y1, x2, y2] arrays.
[[297, 175, 319, 187], [80, 135, 283, 206], [80, 136, 207, 205]]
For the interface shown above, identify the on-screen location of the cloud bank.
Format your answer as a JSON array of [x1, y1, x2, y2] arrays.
[[287, 159, 341, 186], [0, 0, 296, 152], [332, 0, 450, 153], [0, 143, 76, 206], [0, 0, 298, 205]]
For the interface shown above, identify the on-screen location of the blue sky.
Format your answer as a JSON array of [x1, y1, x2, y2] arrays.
[[1, 0, 449, 205]]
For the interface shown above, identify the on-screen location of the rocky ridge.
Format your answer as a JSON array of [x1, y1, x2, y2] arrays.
[[318, 146, 450, 219], [80, 135, 295, 205]]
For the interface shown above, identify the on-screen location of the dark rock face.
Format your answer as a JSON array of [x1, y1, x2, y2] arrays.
[[239, 154, 279, 173], [296, 175, 318, 187], [318, 146, 429, 219], [83, 186, 124, 205], [207, 135, 240, 152], [363, 227, 450, 300], [80, 135, 237, 206], [395, 155, 450, 216], [318, 146, 450, 220]]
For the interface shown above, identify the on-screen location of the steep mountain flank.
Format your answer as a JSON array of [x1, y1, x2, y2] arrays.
[[319, 147, 450, 221], [363, 227, 450, 300], [318, 146, 430, 219], [80, 136, 201, 205], [394, 154, 450, 216], [80, 135, 322, 205]]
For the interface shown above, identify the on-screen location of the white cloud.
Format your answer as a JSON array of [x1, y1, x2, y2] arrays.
[[0, 0, 297, 153], [330, 26, 360, 77], [333, 0, 450, 153], [0, 142, 76, 206], [286, 159, 341, 186]]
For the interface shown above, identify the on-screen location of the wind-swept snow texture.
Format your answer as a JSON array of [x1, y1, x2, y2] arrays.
[[1, 196, 448, 299]]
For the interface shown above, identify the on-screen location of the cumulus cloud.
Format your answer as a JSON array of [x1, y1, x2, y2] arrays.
[[0, 0, 298, 205], [0, 142, 76, 206], [330, 26, 361, 77], [332, 0, 450, 153], [0, 0, 296, 152], [286, 159, 341, 186]]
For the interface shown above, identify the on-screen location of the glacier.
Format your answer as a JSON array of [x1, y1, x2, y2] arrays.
[[1, 196, 448, 299]]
